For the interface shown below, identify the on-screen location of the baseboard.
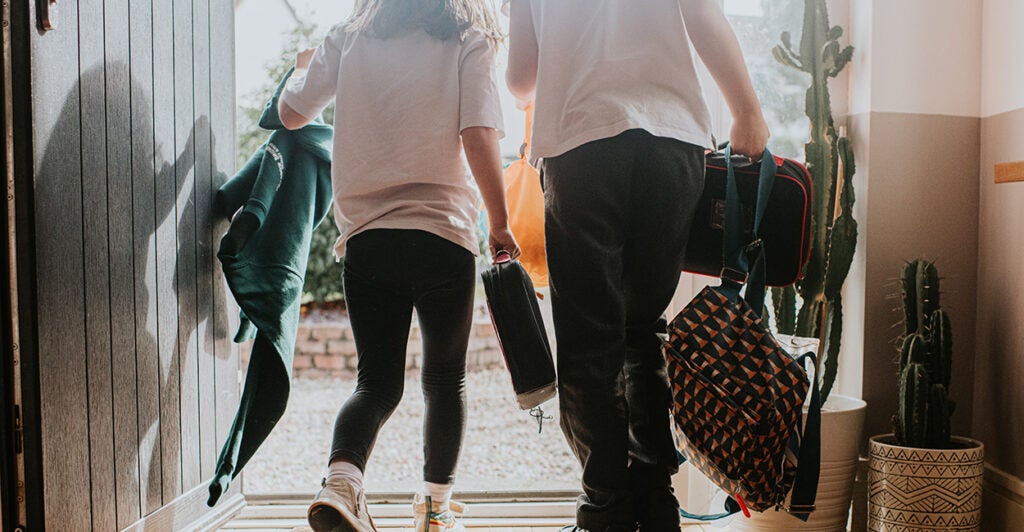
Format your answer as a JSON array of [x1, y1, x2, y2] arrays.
[[121, 482, 246, 532], [982, 463, 1024, 531]]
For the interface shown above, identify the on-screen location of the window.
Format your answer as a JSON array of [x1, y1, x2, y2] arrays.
[[717, 0, 810, 160]]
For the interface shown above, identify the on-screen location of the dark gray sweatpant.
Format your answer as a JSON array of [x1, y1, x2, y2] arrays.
[[543, 129, 705, 532]]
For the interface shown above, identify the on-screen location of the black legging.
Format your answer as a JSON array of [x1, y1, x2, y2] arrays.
[[328, 228, 476, 485]]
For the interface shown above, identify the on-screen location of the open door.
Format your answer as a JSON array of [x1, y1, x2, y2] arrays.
[[9, 0, 244, 529]]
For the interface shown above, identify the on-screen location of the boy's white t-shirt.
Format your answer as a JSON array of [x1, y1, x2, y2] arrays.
[[281, 25, 504, 257], [514, 0, 714, 161]]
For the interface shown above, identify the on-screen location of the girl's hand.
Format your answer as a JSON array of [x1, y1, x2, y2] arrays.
[[295, 48, 316, 71], [489, 225, 521, 263]]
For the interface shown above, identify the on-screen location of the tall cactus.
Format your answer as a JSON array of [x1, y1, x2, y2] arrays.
[[770, 0, 858, 403], [892, 260, 955, 449]]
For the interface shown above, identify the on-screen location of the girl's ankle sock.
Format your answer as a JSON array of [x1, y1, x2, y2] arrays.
[[424, 481, 453, 504], [327, 460, 363, 490]]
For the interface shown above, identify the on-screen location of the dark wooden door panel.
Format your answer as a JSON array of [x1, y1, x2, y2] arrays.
[[127, 0, 165, 519], [210, 0, 241, 502], [78, 0, 118, 529], [152, 0, 184, 507], [193, 0, 221, 484], [103, 0, 143, 527], [30, 0, 92, 526], [24, 0, 240, 529], [173, 0, 203, 495]]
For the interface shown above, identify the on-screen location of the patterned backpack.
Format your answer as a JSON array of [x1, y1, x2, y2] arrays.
[[664, 147, 821, 520]]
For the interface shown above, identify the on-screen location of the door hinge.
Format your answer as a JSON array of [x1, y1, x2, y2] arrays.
[[12, 404, 22, 454]]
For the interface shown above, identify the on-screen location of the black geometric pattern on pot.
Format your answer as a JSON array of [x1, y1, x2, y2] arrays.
[[867, 441, 984, 531]]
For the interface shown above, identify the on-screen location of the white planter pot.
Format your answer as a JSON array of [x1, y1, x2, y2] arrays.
[[867, 434, 984, 531], [731, 394, 867, 532]]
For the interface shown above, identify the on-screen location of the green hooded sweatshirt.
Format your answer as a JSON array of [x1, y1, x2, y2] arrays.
[[207, 69, 333, 506]]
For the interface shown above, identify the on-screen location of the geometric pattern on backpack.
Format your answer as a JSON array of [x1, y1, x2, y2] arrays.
[[664, 285, 809, 512]]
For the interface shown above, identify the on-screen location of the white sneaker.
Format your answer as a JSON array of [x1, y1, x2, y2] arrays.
[[307, 478, 377, 532], [412, 493, 466, 532]]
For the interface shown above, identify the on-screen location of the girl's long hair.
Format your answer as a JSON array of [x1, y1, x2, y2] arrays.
[[347, 0, 503, 47]]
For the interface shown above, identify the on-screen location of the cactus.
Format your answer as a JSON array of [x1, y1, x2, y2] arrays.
[[770, 0, 857, 403], [891, 259, 955, 449]]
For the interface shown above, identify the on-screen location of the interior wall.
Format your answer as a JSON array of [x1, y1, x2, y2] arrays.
[[846, 0, 982, 443], [975, 0, 1024, 481]]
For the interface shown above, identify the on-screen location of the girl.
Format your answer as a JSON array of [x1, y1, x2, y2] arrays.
[[278, 1, 518, 531]]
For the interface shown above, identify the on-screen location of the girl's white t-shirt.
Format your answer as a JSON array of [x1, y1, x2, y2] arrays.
[[281, 25, 504, 257], [513, 0, 714, 162]]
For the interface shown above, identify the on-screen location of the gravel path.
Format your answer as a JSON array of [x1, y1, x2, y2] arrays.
[[243, 368, 582, 494]]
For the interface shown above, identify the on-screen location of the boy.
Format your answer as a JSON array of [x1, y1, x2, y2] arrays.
[[506, 1, 769, 530]]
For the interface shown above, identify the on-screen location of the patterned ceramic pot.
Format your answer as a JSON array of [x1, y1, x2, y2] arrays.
[[868, 434, 984, 531]]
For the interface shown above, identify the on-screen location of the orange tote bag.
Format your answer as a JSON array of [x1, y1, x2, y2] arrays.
[[504, 105, 548, 287]]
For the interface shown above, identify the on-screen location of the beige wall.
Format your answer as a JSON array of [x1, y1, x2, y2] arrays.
[[851, 112, 980, 441], [845, 0, 983, 444], [845, 0, 1024, 526], [975, 5, 1024, 528], [975, 0, 1024, 480], [976, 103, 1024, 477]]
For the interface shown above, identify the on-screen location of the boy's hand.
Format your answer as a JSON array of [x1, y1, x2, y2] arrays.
[[729, 114, 771, 160], [295, 48, 316, 71], [489, 225, 521, 263]]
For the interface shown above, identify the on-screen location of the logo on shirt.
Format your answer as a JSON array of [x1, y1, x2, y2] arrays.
[[267, 142, 285, 180]]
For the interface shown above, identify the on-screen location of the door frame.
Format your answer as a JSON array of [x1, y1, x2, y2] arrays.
[[4, 0, 66, 529]]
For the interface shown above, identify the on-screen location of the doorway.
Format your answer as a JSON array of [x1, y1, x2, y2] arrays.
[[233, 0, 580, 501]]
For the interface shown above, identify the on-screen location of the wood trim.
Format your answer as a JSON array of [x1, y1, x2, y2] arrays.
[[121, 482, 245, 532], [245, 490, 584, 506], [985, 464, 1024, 503], [994, 161, 1024, 184], [234, 500, 575, 520], [0, 0, 23, 526], [9, 0, 40, 526], [984, 464, 1024, 531]]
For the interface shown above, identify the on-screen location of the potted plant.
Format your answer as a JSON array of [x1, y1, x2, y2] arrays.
[[867, 260, 984, 531], [732, 0, 867, 529]]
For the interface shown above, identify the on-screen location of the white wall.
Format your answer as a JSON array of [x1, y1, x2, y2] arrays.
[[982, 0, 1024, 117], [849, 0, 982, 117]]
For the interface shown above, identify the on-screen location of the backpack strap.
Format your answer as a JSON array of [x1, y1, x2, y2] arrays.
[[674, 452, 743, 522], [718, 145, 778, 316], [787, 353, 822, 520], [678, 492, 742, 522]]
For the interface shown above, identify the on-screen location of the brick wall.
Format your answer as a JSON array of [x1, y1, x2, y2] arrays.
[[239, 316, 505, 375]]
